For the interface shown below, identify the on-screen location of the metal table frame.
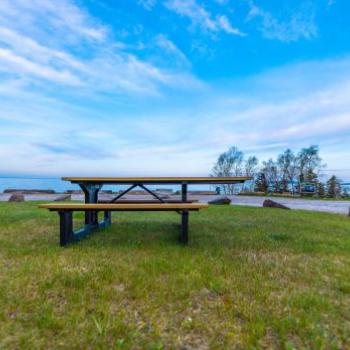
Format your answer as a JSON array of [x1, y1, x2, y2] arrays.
[[63, 177, 251, 228]]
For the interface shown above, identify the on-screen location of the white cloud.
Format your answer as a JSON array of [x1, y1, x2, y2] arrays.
[[138, 0, 157, 10], [0, 1, 349, 179], [0, 0, 107, 43], [217, 15, 245, 36], [0, 0, 202, 95], [247, 2, 318, 42], [1, 56, 350, 178], [155, 34, 190, 67], [164, 0, 245, 36], [0, 48, 82, 85]]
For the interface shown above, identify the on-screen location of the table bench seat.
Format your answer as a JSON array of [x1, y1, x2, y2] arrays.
[[39, 203, 208, 246]]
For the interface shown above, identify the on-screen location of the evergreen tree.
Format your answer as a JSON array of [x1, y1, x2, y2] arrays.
[[305, 169, 318, 183], [316, 182, 326, 198], [326, 175, 341, 198], [342, 187, 349, 198], [255, 172, 268, 193]]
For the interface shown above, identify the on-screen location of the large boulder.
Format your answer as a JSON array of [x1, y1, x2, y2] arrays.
[[263, 199, 290, 210], [54, 194, 71, 201], [8, 193, 24, 202], [208, 196, 231, 205]]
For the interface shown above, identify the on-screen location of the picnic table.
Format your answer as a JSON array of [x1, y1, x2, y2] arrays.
[[40, 176, 251, 246], [62, 176, 251, 203]]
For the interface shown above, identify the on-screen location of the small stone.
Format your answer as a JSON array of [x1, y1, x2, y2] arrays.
[[113, 283, 125, 292], [8, 193, 24, 202], [263, 199, 290, 210], [54, 194, 71, 201], [208, 196, 231, 205]]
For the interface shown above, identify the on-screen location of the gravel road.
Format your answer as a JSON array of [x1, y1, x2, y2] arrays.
[[1, 194, 349, 215], [228, 195, 350, 215]]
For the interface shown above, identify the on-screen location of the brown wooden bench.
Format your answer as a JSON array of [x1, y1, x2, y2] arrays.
[[38, 203, 208, 246]]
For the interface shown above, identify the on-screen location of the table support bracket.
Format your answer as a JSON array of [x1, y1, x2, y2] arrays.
[[110, 184, 165, 203]]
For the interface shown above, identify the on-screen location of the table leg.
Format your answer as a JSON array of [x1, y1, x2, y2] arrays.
[[181, 183, 188, 202], [180, 210, 189, 244], [59, 210, 73, 246], [79, 183, 102, 225]]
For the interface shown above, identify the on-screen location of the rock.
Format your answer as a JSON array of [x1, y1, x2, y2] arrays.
[[8, 193, 24, 202], [54, 194, 71, 201], [208, 196, 231, 205], [263, 199, 290, 210]]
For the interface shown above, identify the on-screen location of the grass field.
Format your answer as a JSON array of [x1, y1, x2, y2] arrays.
[[1, 202, 350, 349]]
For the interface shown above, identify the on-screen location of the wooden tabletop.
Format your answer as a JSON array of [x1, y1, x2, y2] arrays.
[[62, 176, 252, 184], [39, 203, 209, 210]]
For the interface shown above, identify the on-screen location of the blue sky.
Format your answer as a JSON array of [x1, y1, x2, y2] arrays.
[[0, 0, 350, 179]]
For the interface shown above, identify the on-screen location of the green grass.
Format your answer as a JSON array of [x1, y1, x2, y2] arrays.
[[1, 202, 350, 349]]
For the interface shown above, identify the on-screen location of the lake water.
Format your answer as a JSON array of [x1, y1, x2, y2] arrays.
[[0, 177, 217, 193]]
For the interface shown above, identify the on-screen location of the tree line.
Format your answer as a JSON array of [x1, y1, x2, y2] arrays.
[[211, 145, 347, 198]]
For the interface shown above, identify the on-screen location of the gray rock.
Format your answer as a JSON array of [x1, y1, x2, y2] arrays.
[[54, 194, 71, 201], [8, 193, 24, 202], [263, 199, 290, 210], [208, 196, 231, 205]]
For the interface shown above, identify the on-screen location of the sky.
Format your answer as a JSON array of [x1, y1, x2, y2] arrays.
[[0, 0, 350, 180]]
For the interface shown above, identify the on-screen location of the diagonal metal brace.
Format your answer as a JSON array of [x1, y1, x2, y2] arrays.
[[138, 184, 165, 203], [111, 184, 137, 202], [110, 184, 166, 203]]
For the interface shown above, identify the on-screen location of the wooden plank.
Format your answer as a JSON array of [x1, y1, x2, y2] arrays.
[[38, 203, 209, 210], [97, 199, 199, 204], [62, 176, 252, 184]]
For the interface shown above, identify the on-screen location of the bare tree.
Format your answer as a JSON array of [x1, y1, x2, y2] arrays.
[[277, 149, 299, 193], [244, 156, 259, 191], [261, 159, 279, 192], [297, 145, 323, 192], [211, 146, 244, 194]]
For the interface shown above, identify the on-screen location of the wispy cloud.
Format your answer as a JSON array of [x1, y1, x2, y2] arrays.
[[247, 2, 318, 42], [0, 47, 82, 85], [2, 54, 350, 177], [0, 0, 202, 95], [164, 0, 245, 36], [138, 0, 157, 10], [0, 0, 349, 179], [155, 34, 190, 68]]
